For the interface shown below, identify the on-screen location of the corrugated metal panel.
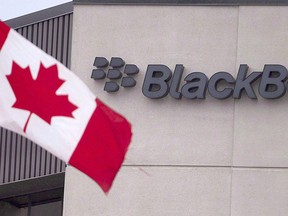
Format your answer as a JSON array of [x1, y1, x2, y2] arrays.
[[0, 12, 73, 184]]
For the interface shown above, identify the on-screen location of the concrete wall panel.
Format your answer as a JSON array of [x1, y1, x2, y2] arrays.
[[231, 168, 288, 216], [64, 4, 288, 216], [64, 166, 231, 216], [233, 6, 288, 167], [71, 5, 239, 166]]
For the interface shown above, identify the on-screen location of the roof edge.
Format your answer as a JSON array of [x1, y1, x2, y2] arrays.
[[73, 0, 288, 6], [5, 2, 73, 29]]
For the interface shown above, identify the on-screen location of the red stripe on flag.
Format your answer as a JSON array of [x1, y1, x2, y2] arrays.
[[69, 98, 132, 193], [0, 21, 10, 50]]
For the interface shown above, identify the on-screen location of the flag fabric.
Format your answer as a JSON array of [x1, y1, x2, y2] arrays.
[[0, 21, 132, 193]]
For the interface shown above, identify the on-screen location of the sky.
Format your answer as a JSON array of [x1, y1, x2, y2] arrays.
[[0, 0, 71, 21]]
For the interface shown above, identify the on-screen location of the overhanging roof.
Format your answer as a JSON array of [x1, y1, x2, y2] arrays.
[[0, 173, 65, 208], [5, 2, 73, 29]]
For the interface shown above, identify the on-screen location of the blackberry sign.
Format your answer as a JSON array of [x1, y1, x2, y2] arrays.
[[91, 57, 138, 92], [91, 57, 288, 100]]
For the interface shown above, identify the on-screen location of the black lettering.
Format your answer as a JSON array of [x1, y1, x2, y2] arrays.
[[181, 72, 208, 99], [208, 72, 235, 99], [169, 64, 184, 99], [259, 65, 288, 99], [233, 64, 261, 99], [142, 65, 172, 99]]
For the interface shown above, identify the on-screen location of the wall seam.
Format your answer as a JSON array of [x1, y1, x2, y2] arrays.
[[229, 5, 241, 216]]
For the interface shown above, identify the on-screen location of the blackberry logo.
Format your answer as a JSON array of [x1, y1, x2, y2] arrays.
[[91, 57, 139, 92], [91, 58, 288, 100]]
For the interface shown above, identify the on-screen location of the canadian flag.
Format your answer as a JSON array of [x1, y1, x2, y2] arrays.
[[0, 21, 132, 193]]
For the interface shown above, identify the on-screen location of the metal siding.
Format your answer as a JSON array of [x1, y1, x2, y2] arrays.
[[0, 13, 72, 184]]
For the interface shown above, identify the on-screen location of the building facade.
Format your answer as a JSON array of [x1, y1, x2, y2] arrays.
[[2, 1, 288, 216], [0, 3, 72, 216]]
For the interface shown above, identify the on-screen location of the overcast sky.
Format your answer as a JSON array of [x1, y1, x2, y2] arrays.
[[0, 0, 71, 21]]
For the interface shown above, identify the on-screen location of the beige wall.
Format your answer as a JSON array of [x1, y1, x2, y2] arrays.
[[63, 5, 288, 216]]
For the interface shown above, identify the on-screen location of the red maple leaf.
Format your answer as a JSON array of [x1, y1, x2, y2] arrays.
[[7, 61, 78, 132]]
